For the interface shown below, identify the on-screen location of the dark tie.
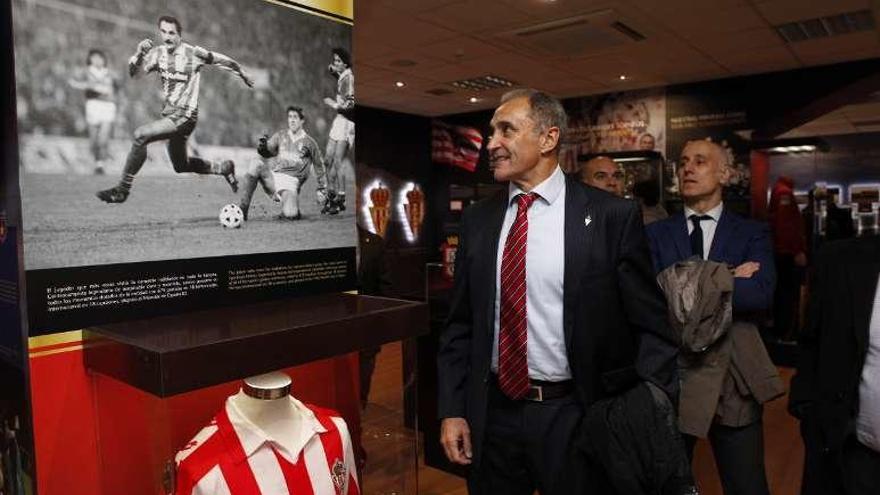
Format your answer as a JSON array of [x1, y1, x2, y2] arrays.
[[498, 192, 538, 400], [689, 214, 712, 259]]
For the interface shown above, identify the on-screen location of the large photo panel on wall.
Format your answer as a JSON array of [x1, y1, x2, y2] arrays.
[[12, 0, 356, 334]]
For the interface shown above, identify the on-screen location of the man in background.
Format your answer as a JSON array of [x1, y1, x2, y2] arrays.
[[578, 155, 624, 196], [790, 235, 880, 495], [768, 176, 807, 341], [646, 138, 776, 495]]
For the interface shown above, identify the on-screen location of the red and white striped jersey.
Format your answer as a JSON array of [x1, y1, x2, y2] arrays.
[[174, 397, 360, 495], [143, 43, 211, 120]]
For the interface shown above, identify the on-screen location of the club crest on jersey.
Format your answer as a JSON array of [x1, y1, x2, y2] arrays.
[[331, 458, 347, 494]]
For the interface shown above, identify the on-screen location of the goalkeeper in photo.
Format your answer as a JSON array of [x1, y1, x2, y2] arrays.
[[96, 15, 254, 204], [238, 106, 322, 221]]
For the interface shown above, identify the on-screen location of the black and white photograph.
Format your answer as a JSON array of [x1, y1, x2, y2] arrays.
[[11, 0, 356, 332], [13, 0, 356, 270]]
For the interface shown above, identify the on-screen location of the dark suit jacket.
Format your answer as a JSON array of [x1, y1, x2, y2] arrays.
[[437, 176, 678, 468], [790, 236, 880, 450], [645, 209, 776, 314]]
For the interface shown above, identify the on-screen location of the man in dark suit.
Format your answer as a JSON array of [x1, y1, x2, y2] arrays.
[[645, 139, 776, 495], [437, 89, 678, 494], [790, 236, 880, 495]]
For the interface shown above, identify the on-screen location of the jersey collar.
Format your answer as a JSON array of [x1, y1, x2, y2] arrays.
[[221, 396, 327, 465]]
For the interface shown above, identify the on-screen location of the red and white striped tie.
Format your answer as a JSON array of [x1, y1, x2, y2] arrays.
[[498, 192, 538, 399]]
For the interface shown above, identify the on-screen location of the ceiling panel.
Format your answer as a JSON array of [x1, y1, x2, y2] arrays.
[[353, 0, 880, 117], [789, 31, 880, 65], [709, 45, 800, 71], [356, 63, 410, 84], [360, 10, 459, 49], [374, 0, 465, 14], [353, 40, 397, 65], [636, 4, 766, 36], [415, 0, 533, 33], [626, 0, 750, 9], [696, 28, 785, 58], [753, 0, 870, 25], [356, 49, 450, 76], [416, 35, 506, 63], [501, 0, 617, 19]]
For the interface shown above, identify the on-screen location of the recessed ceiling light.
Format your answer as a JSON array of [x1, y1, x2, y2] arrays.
[[395, 81, 405, 88], [619, 75, 627, 80], [469, 96, 479, 103]]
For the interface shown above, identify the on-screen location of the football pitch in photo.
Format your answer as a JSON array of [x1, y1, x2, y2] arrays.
[[21, 170, 356, 270]]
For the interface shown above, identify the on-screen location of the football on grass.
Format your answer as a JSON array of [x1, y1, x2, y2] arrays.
[[219, 204, 244, 229]]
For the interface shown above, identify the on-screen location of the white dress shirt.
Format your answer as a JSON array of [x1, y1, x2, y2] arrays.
[[492, 165, 570, 381], [856, 274, 880, 452], [684, 202, 724, 259]]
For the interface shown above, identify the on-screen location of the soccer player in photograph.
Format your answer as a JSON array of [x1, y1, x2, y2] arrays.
[[238, 106, 322, 221], [68, 48, 119, 175], [320, 47, 354, 215], [96, 15, 254, 203]]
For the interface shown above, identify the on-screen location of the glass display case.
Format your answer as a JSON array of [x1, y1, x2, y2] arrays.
[[84, 293, 428, 495]]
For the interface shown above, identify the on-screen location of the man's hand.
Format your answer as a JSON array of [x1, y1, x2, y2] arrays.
[[794, 252, 807, 267], [734, 261, 761, 279], [136, 39, 154, 56], [323, 96, 337, 109], [440, 417, 472, 465]]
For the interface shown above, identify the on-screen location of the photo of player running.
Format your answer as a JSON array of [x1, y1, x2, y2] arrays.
[[319, 47, 354, 215], [67, 49, 119, 175], [14, 0, 354, 271], [96, 15, 254, 204], [238, 106, 322, 221]]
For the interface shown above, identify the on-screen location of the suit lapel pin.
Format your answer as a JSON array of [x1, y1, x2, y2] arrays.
[[584, 215, 592, 228]]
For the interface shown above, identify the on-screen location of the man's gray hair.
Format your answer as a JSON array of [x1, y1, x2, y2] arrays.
[[500, 88, 568, 137]]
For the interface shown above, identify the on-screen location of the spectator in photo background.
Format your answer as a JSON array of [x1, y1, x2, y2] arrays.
[[68, 48, 119, 175], [578, 155, 624, 196]]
